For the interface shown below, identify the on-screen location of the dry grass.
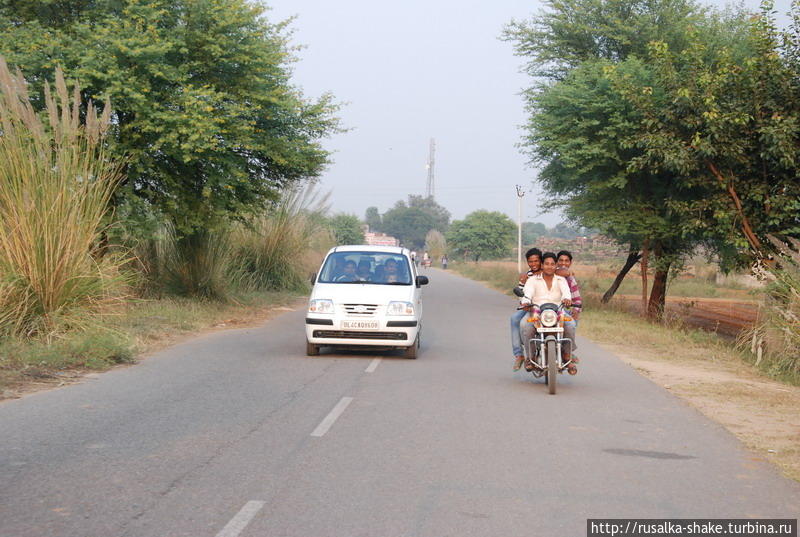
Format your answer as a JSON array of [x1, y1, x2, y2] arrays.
[[0, 59, 125, 337]]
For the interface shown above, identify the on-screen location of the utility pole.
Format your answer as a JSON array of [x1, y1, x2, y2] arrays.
[[425, 138, 436, 199], [516, 185, 525, 273]]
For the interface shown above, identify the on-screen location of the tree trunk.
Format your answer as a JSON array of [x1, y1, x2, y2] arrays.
[[601, 246, 642, 303], [640, 239, 649, 314], [646, 242, 671, 319]]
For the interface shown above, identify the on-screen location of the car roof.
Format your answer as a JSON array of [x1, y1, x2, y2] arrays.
[[327, 245, 408, 255]]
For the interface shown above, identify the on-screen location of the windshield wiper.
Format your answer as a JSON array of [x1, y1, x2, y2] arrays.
[[383, 281, 411, 285]]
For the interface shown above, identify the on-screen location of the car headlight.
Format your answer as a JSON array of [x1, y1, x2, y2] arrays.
[[541, 309, 558, 327], [308, 299, 334, 314], [387, 301, 414, 316]]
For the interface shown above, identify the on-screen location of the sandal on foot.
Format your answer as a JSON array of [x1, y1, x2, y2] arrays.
[[513, 356, 524, 371], [567, 364, 578, 375]]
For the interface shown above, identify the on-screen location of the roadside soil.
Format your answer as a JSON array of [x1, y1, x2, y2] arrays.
[[0, 297, 306, 402], [594, 339, 800, 482]]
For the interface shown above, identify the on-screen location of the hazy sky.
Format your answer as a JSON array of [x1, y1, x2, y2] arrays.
[[267, 0, 791, 227]]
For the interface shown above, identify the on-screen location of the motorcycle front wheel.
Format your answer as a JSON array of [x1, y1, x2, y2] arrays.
[[546, 339, 557, 395]]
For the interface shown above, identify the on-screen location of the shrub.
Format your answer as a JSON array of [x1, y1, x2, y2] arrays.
[[0, 59, 125, 337]]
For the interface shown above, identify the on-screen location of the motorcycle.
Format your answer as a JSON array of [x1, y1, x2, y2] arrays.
[[513, 288, 574, 394]]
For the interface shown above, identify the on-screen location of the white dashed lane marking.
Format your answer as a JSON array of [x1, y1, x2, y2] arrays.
[[215, 501, 265, 537], [365, 358, 382, 373], [311, 397, 354, 437]]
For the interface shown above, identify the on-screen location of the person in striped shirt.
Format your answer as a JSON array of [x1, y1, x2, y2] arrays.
[[556, 250, 581, 365]]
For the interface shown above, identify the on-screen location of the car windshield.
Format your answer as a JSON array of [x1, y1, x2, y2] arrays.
[[318, 251, 412, 285]]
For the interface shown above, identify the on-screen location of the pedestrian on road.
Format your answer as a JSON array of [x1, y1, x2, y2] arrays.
[[441, 255, 448, 269]]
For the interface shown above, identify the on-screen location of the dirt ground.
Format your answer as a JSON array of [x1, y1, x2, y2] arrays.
[[597, 341, 800, 482]]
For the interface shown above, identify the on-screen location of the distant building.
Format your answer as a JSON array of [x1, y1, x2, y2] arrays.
[[364, 232, 399, 247]]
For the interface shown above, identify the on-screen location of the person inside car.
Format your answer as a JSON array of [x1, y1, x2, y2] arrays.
[[357, 260, 373, 281], [335, 260, 359, 282]]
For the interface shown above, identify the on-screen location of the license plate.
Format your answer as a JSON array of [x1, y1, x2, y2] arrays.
[[341, 320, 379, 330]]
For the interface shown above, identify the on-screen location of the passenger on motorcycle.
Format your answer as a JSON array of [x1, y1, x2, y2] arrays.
[[556, 250, 582, 363], [511, 248, 542, 371], [519, 252, 578, 373]]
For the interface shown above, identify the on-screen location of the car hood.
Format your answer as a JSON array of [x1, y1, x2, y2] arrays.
[[311, 282, 414, 305]]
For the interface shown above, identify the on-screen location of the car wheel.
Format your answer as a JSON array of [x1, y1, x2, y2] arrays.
[[306, 340, 320, 356], [403, 335, 419, 359]]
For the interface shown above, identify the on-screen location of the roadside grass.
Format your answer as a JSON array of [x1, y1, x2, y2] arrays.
[[0, 290, 300, 397], [451, 259, 800, 481], [450, 260, 757, 300]]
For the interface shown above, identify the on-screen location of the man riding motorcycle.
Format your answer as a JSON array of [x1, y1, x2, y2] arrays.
[[519, 252, 578, 374]]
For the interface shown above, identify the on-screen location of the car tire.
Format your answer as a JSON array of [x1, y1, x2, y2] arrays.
[[306, 340, 320, 356], [403, 335, 419, 359]]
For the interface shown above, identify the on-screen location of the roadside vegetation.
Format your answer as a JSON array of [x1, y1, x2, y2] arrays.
[[0, 2, 341, 396]]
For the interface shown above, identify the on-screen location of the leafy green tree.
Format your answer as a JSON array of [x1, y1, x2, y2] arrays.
[[447, 211, 515, 262], [0, 0, 339, 238], [612, 10, 800, 259], [522, 222, 547, 244], [407, 195, 451, 231], [382, 206, 436, 250], [503, 0, 750, 316], [365, 206, 382, 232], [328, 214, 365, 246], [503, 0, 703, 81]]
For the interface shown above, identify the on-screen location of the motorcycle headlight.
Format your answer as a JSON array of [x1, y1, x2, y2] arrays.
[[308, 299, 334, 314], [387, 301, 414, 316], [541, 309, 558, 327]]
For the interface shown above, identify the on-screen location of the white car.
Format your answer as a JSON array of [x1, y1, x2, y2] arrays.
[[305, 245, 429, 358]]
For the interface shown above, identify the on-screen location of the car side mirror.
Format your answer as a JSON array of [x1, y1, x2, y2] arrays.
[[310, 272, 317, 284], [416, 275, 429, 288], [512, 287, 525, 297]]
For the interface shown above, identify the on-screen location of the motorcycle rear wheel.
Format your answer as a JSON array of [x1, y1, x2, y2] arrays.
[[546, 340, 557, 395]]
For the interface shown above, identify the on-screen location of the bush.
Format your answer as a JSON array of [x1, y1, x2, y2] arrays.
[[741, 237, 800, 383], [233, 186, 334, 292], [0, 60, 126, 337]]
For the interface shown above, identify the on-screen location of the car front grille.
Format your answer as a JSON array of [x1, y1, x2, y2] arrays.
[[312, 330, 407, 340], [342, 304, 378, 316]]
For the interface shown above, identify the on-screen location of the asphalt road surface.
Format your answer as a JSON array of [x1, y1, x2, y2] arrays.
[[1, 268, 798, 537]]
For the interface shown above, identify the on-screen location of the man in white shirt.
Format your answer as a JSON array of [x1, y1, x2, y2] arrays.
[[519, 252, 578, 373]]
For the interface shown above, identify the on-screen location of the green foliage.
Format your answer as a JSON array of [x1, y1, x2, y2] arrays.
[[234, 187, 334, 291], [611, 8, 800, 258], [382, 206, 436, 250], [447, 210, 516, 262], [0, 0, 340, 238], [0, 60, 127, 337], [522, 222, 547, 244], [365, 206, 382, 232], [328, 214, 365, 246], [503, 0, 703, 80]]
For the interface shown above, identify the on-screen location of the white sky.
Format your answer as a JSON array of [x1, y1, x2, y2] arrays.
[[266, 0, 792, 227]]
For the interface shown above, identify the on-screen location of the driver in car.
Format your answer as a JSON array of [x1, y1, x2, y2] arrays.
[[519, 252, 577, 374], [335, 260, 360, 282]]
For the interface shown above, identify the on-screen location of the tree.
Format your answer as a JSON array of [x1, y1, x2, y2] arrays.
[[407, 195, 451, 232], [0, 0, 339, 238], [382, 206, 436, 249], [447, 211, 516, 262], [612, 9, 800, 260], [328, 214, 364, 245], [522, 222, 547, 244], [365, 206, 382, 232], [503, 0, 743, 317]]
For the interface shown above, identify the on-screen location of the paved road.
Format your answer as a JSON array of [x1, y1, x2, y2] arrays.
[[1, 269, 798, 537]]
